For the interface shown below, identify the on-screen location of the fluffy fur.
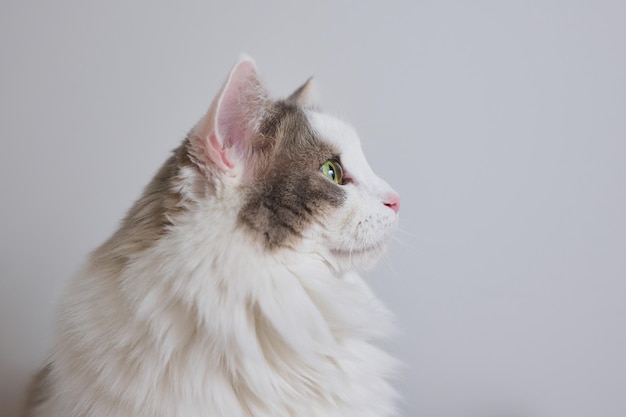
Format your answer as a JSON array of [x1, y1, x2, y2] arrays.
[[23, 55, 401, 417]]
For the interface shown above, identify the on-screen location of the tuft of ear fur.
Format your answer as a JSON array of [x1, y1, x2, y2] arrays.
[[287, 77, 317, 107], [190, 54, 269, 173]]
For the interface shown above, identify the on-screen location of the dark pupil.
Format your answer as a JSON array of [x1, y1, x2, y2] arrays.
[[328, 168, 335, 180]]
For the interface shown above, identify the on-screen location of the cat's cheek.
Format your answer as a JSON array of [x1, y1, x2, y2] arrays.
[[322, 200, 382, 247], [336, 204, 360, 230]]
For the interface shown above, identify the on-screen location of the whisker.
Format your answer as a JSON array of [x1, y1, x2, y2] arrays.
[[349, 235, 356, 266], [380, 244, 395, 273], [395, 227, 425, 241], [391, 236, 420, 252]]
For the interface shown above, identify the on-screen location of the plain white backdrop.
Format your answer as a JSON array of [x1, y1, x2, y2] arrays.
[[1, 1, 625, 416]]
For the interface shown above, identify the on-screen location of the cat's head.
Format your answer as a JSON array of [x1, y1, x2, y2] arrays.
[[187, 56, 399, 272]]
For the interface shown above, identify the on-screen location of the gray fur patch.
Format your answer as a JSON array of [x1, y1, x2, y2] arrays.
[[91, 144, 198, 273], [239, 101, 346, 249]]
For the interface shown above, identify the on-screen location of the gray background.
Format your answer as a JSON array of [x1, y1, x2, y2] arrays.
[[1, 1, 625, 416]]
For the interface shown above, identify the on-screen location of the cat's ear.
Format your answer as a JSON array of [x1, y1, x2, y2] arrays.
[[190, 54, 269, 172], [287, 77, 317, 107]]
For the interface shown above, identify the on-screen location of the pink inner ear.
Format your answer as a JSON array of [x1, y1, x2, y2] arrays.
[[208, 132, 234, 170], [213, 60, 261, 160], [216, 84, 246, 151]]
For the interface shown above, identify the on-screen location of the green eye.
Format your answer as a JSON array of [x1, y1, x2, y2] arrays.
[[320, 160, 343, 184]]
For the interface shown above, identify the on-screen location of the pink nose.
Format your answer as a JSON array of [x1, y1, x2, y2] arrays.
[[383, 193, 400, 213]]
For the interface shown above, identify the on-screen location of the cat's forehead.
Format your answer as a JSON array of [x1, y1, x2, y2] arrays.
[[305, 111, 361, 154]]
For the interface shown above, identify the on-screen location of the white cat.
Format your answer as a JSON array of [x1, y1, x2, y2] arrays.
[[23, 55, 401, 417]]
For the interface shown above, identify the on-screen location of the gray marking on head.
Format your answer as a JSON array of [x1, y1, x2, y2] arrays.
[[239, 101, 346, 249]]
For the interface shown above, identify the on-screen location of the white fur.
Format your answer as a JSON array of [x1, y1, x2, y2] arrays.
[[306, 111, 399, 270], [32, 73, 400, 417]]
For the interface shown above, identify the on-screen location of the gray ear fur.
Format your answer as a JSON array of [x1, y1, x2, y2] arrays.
[[287, 77, 317, 106]]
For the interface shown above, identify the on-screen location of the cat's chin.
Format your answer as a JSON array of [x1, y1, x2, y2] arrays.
[[329, 245, 388, 270]]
